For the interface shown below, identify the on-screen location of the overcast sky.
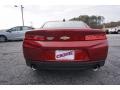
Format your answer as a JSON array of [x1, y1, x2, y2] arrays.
[[0, 5, 120, 29]]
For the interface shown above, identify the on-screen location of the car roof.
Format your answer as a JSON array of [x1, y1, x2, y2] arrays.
[[14, 26, 32, 27], [46, 21, 84, 23]]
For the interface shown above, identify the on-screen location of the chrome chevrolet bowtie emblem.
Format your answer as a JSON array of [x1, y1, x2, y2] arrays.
[[46, 37, 54, 40], [60, 36, 70, 40]]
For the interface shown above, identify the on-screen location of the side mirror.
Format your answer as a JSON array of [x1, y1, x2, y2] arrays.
[[6, 29, 12, 33]]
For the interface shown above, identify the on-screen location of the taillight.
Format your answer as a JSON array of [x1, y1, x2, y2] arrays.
[[85, 34, 106, 40], [25, 34, 45, 41]]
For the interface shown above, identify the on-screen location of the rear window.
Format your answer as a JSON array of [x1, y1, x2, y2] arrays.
[[42, 21, 90, 29]]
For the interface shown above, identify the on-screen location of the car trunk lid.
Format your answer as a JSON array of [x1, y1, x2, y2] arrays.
[[25, 28, 106, 41]]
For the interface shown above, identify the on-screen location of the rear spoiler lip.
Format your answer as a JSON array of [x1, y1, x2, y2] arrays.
[[26, 28, 104, 33]]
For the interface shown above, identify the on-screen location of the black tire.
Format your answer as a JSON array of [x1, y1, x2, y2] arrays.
[[0, 35, 7, 42], [106, 30, 109, 34], [118, 30, 120, 34]]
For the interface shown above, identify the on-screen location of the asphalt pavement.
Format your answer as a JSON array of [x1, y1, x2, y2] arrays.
[[0, 34, 120, 85]]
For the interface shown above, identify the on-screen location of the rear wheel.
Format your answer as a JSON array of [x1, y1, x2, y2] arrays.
[[118, 30, 120, 34], [0, 35, 7, 42], [106, 30, 109, 34]]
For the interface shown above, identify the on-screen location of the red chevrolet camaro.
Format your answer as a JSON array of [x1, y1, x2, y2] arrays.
[[23, 21, 108, 70]]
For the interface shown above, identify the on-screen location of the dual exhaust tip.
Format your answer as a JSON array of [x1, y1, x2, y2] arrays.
[[93, 65, 100, 71], [31, 65, 37, 71]]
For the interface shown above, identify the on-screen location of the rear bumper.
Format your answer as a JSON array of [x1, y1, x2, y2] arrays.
[[26, 60, 105, 70], [23, 40, 108, 61]]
